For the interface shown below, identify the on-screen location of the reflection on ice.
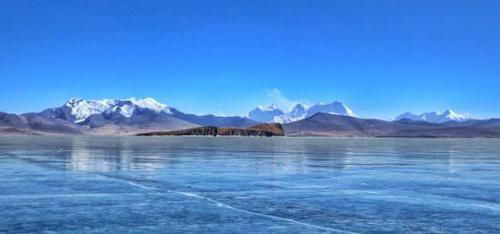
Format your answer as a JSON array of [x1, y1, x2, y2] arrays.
[[67, 137, 171, 172]]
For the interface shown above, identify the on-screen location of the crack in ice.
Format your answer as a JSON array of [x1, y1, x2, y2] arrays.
[[167, 191, 360, 234]]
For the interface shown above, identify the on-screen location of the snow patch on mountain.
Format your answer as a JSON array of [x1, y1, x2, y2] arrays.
[[65, 97, 171, 123]]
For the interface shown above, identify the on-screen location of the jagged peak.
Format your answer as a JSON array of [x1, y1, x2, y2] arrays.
[[308, 101, 356, 117], [248, 100, 356, 123], [396, 109, 472, 123]]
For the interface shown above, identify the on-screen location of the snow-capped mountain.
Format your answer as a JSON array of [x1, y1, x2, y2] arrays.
[[395, 110, 472, 123], [3, 97, 500, 137], [248, 101, 355, 123], [59, 97, 256, 128], [248, 104, 285, 123], [306, 101, 356, 118], [13, 97, 257, 134], [65, 97, 172, 123]]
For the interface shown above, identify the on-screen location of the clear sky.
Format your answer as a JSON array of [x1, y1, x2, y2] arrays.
[[1, 0, 499, 119]]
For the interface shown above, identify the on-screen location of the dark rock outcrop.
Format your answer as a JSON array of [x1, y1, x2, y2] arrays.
[[137, 123, 284, 137]]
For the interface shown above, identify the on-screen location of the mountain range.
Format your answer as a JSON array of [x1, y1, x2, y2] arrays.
[[1, 97, 499, 137], [395, 110, 471, 123], [248, 101, 356, 123], [0, 97, 256, 135], [283, 113, 500, 138]]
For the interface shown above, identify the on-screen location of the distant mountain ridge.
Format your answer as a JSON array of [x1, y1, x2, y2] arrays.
[[247, 101, 356, 123], [0, 97, 256, 135], [396, 110, 472, 123], [284, 113, 500, 138], [1, 97, 499, 137]]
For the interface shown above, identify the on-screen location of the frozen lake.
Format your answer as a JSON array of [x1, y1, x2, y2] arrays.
[[1, 136, 500, 233]]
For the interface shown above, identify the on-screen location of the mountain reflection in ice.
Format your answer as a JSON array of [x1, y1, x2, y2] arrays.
[[66, 137, 167, 172], [64, 137, 358, 174]]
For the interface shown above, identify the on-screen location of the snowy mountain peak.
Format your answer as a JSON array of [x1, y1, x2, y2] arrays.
[[442, 109, 454, 115], [248, 101, 355, 123], [442, 109, 472, 121], [249, 104, 285, 123], [306, 101, 356, 118], [396, 110, 471, 123], [126, 97, 169, 113], [64, 97, 171, 123], [257, 104, 279, 111]]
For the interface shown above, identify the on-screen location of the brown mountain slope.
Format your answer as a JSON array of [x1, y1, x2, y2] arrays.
[[283, 113, 500, 138], [283, 113, 414, 137]]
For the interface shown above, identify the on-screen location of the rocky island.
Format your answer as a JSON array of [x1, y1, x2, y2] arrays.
[[137, 123, 284, 137]]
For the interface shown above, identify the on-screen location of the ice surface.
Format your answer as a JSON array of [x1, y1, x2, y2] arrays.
[[1, 137, 500, 233]]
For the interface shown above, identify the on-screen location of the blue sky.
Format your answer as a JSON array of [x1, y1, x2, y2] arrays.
[[1, 0, 499, 119]]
